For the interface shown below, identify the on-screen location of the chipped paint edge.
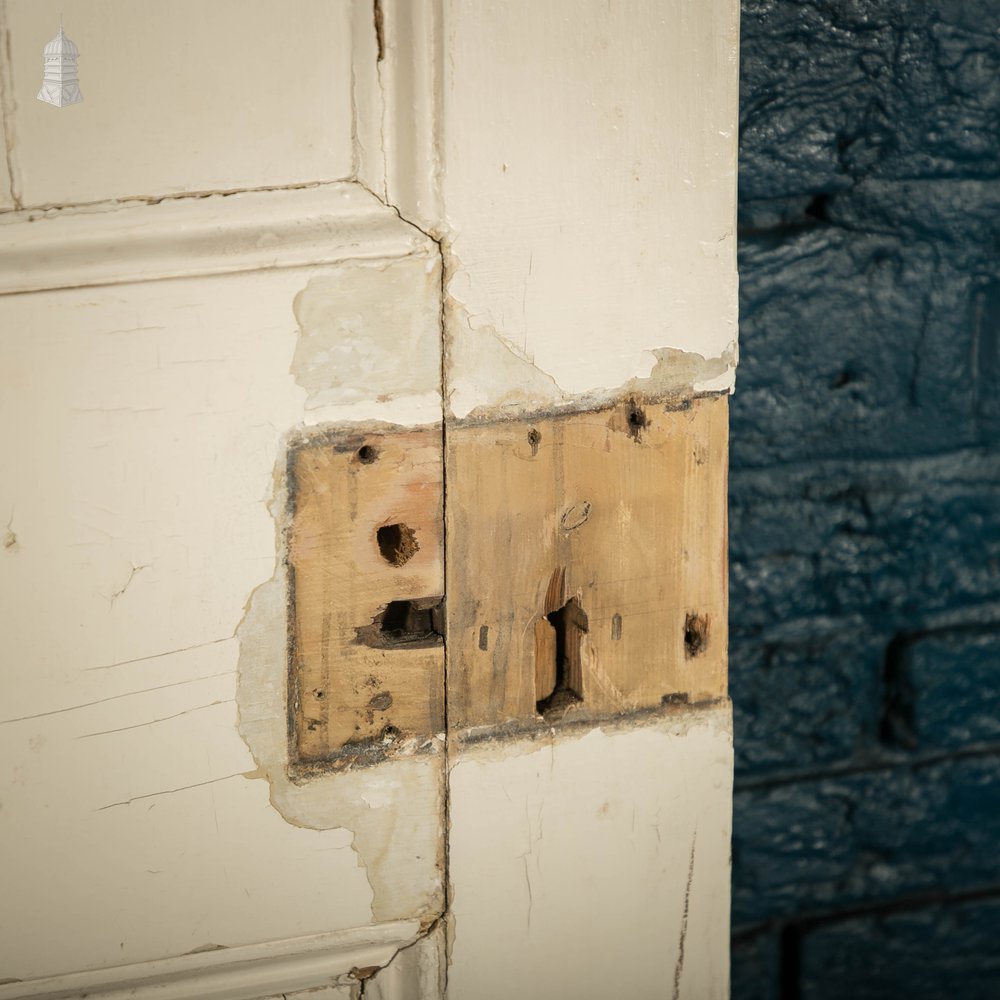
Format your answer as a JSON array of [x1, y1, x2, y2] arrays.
[[451, 698, 733, 766], [441, 260, 737, 422], [236, 420, 446, 924], [442, 291, 739, 417]]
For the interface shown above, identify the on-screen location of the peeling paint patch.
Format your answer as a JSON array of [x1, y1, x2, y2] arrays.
[[362, 919, 446, 999], [445, 292, 737, 420], [235, 435, 444, 923], [444, 302, 566, 419], [292, 254, 441, 410], [627, 344, 738, 399]]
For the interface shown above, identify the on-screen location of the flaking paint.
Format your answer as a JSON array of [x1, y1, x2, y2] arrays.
[[292, 254, 442, 411], [235, 448, 445, 923], [445, 289, 737, 421]]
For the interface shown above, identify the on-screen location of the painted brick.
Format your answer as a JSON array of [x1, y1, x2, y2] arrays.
[[972, 279, 1000, 441], [733, 1, 1000, 994], [731, 927, 782, 1000], [732, 754, 1000, 927], [733, 234, 984, 469], [741, 1, 1000, 204], [797, 895, 1000, 1000], [731, 451, 1000, 635], [888, 628, 1000, 751], [730, 625, 885, 776]]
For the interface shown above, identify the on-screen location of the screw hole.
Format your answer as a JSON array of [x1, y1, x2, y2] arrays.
[[626, 401, 648, 440], [684, 612, 709, 658], [357, 444, 379, 464], [527, 428, 541, 456]]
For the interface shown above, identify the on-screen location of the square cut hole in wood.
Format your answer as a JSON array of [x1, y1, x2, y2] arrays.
[[286, 427, 445, 769]]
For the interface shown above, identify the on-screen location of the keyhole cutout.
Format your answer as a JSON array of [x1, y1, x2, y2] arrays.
[[535, 597, 588, 718]]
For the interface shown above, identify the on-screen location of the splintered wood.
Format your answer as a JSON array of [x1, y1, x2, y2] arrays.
[[287, 427, 444, 768], [446, 394, 728, 732]]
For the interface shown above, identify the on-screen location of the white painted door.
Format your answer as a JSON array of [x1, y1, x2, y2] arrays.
[[0, 3, 738, 998]]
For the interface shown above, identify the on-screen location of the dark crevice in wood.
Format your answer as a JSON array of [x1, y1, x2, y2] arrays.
[[373, 0, 385, 62], [626, 399, 649, 441], [356, 596, 445, 649], [536, 597, 588, 718], [684, 612, 709, 658]]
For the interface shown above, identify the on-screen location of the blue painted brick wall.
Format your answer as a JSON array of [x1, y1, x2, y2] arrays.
[[732, 1, 1000, 995], [797, 896, 1000, 1000]]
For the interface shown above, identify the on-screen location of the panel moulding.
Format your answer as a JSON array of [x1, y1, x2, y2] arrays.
[[0, 182, 432, 296], [351, 0, 443, 236], [0, 920, 428, 1000]]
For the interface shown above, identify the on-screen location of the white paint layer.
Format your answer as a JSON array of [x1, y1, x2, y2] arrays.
[[0, 246, 443, 980], [237, 573, 444, 924], [366, 923, 446, 1000], [2, 0, 354, 208], [354, 0, 442, 232], [447, 707, 733, 1000], [436, 0, 739, 411], [0, 6, 13, 212]]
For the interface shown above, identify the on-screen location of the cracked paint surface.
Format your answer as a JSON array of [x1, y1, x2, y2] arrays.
[[0, 262, 440, 981], [446, 707, 733, 999], [235, 457, 445, 923], [437, 0, 738, 408]]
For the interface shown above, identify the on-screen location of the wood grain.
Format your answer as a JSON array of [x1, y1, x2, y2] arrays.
[[446, 394, 728, 732], [288, 426, 445, 766]]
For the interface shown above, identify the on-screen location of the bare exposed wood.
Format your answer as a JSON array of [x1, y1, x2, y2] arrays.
[[288, 426, 445, 767], [446, 394, 729, 732], [289, 394, 726, 750]]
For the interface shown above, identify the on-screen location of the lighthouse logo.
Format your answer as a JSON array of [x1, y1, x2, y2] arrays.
[[37, 22, 82, 107]]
